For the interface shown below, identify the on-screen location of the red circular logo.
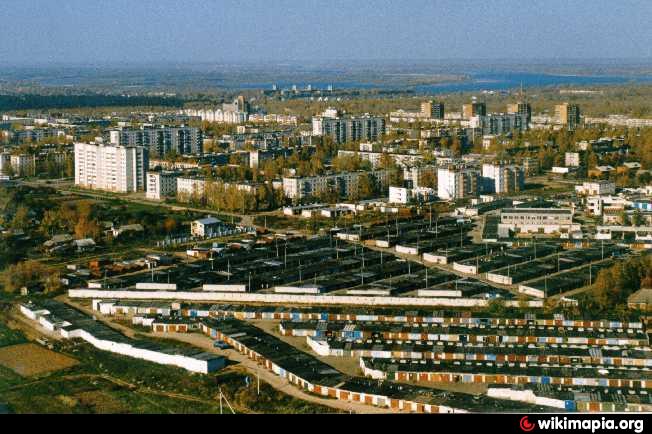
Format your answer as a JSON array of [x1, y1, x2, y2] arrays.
[[520, 416, 536, 432]]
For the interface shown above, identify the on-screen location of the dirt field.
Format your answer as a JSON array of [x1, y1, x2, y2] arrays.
[[0, 343, 79, 377]]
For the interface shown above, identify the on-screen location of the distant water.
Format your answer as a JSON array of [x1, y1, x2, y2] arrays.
[[242, 72, 652, 94], [414, 72, 652, 94]]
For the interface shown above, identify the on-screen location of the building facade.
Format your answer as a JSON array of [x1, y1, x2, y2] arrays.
[[74, 142, 148, 193], [555, 103, 581, 129], [109, 127, 203, 156], [312, 109, 385, 144], [282, 170, 389, 201], [146, 171, 178, 200], [481, 163, 525, 194], [437, 167, 479, 201]]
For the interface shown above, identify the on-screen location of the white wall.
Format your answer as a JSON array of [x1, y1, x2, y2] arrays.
[[69, 289, 544, 308]]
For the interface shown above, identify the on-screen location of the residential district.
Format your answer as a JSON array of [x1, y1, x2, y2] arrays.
[[2, 89, 652, 414]]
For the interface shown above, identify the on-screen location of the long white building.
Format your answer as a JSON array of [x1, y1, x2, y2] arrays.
[[74, 142, 148, 193]]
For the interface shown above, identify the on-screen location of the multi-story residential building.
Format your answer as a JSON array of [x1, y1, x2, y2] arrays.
[[146, 171, 178, 200], [182, 108, 248, 124], [109, 126, 203, 156], [282, 170, 390, 202], [0, 153, 10, 176], [462, 102, 486, 119], [520, 157, 540, 176], [312, 109, 385, 144], [575, 181, 616, 196], [10, 154, 36, 177], [470, 113, 529, 135], [403, 164, 437, 188], [499, 208, 579, 236], [481, 163, 524, 194], [421, 101, 445, 120], [74, 142, 148, 193], [182, 96, 251, 125], [565, 152, 582, 167], [555, 103, 581, 129], [437, 166, 479, 201], [506, 102, 532, 124], [337, 149, 423, 169], [176, 177, 207, 200]]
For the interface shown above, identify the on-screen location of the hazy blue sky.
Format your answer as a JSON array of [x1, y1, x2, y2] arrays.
[[1, 0, 651, 65]]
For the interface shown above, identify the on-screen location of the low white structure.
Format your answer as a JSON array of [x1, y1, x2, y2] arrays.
[[191, 217, 223, 237], [498, 208, 580, 237], [576, 181, 616, 196], [20, 302, 224, 374], [68, 289, 544, 308]]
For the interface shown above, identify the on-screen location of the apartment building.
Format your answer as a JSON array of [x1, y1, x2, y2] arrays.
[[555, 103, 581, 129], [312, 108, 385, 144], [565, 152, 582, 167], [470, 113, 529, 135], [337, 149, 423, 169], [8, 154, 36, 177], [421, 101, 445, 120], [462, 102, 486, 119], [506, 102, 532, 124], [282, 170, 389, 201], [146, 171, 178, 200], [437, 167, 479, 201], [74, 142, 148, 193], [481, 163, 525, 194], [176, 177, 207, 200], [109, 126, 203, 156]]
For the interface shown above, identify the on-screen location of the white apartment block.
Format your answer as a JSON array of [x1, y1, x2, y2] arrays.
[[146, 171, 178, 200], [481, 163, 525, 194], [337, 149, 424, 169], [389, 186, 411, 204], [575, 181, 616, 196], [437, 167, 479, 201], [176, 177, 207, 200], [74, 143, 147, 193], [182, 108, 248, 124], [282, 170, 389, 201], [565, 152, 581, 167]]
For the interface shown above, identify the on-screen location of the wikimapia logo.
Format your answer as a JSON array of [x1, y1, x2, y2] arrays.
[[519, 416, 645, 433]]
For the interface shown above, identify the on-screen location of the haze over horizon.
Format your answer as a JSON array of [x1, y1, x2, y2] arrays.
[[1, 0, 651, 66]]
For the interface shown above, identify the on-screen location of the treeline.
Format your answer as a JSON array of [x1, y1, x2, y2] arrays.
[[0, 94, 184, 111], [577, 254, 652, 318]]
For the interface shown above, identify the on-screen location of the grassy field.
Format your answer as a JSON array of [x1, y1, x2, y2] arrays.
[[0, 343, 79, 376]]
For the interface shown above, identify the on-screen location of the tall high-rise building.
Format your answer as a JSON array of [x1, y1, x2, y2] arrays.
[[74, 142, 148, 193], [312, 109, 385, 144], [462, 102, 487, 119], [421, 101, 445, 119], [506, 102, 532, 124], [109, 127, 202, 157], [437, 166, 479, 200], [555, 103, 581, 129]]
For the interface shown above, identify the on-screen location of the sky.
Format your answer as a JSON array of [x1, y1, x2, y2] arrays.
[[1, 0, 651, 65]]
